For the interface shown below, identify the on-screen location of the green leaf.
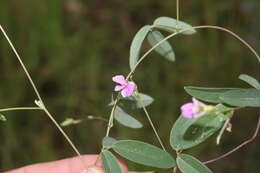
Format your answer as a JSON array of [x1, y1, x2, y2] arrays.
[[0, 114, 6, 121], [109, 93, 154, 109], [177, 154, 212, 173], [114, 106, 143, 128], [184, 86, 238, 103], [170, 114, 227, 151], [103, 136, 117, 148], [153, 17, 196, 35], [134, 93, 154, 108], [239, 74, 260, 89], [112, 140, 176, 169], [129, 25, 151, 70], [101, 150, 123, 173], [220, 89, 260, 107], [147, 30, 175, 61]]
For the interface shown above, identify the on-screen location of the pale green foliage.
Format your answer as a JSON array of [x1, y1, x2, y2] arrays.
[[239, 74, 260, 89], [170, 113, 228, 151], [177, 154, 212, 173], [129, 25, 151, 70], [147, 30, 175, 61], [114, 106, 143, 128], [184, 87, 237, 103], [112, 140, 176, 169], [101, 150, 123, 173], [220, 89, 260, 107], [102, 137, 117, 148], [153, 17, 196, 35]]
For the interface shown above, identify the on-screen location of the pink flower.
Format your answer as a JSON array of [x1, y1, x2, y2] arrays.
[[112, 75, 135, 97], [181, 98, 214, 119], [180, 102, 194, 118]]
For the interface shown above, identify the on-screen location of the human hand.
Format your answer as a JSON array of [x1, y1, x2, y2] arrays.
[[5, 155, 128, 173]]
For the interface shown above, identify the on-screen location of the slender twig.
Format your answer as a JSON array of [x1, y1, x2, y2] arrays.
[[142, 105, 166, 151], [0, 25, 85, 165], [216, 111, 234, 145], [87, 115, 108, 122], [216, 117, 231, 145], [204, 117, 260, 164], [176, 0, 179, 28], [105, 94, 120, 137], [42, 107, 83, 157], [0, 26, 43, 102], [0, 107, 41, 112]]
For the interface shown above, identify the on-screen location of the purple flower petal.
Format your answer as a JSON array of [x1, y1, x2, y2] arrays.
[[181, 111, 194, 119], [121, 82, 135, 97], [112, 75, 127, 85], [180, 102, 194, 119], [114, 85, 125, 91]]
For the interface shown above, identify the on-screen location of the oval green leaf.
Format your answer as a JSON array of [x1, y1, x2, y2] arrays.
[[153, 17, 196, 35], [110, 93, 154, 109], [147, 30, 175, 61], [177, 154, 212, 173], [112, 140, 176, 169], [103, 136, 117, 148], [129, 25, 151, 70], [220, 89, 260, 107], [184, 86, 238, 103], [239, 74, 260, 89], [101, 150, 123, 173], [135, 93, 154, 108], [170, 114, 227, 151], [114, 106, 143, 128]]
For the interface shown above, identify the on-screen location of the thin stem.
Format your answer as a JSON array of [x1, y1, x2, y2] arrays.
[[142, 105, 166, 151], [0, 25, 43, 102], [216, 111, 234, 145], [176, 0, 179, 28], [0, 25, 84, 164], [42, 108, 82, 157], [204, 117, 260, 164], [105, 95, 120, 137], [126, 25, 260, 80], [0, 107, 42, 112], [216, 117, 231, 145]]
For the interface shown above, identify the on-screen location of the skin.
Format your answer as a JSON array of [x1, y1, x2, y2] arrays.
[[5, 155, 128, 173]]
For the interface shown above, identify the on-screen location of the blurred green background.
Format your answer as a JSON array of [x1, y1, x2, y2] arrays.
[[0, 0, 259, 172]]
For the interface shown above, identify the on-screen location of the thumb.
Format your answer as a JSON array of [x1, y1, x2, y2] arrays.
[[83, 166, 104, 173]]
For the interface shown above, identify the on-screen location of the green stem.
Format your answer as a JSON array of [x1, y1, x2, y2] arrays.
[[0, 107, 42, 112], [142, 105, 166, 151], [105, 94, 120, 137], [216, 111, 233, 145], [176, 0, 179, 28], [42, 107, 82, 157]]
